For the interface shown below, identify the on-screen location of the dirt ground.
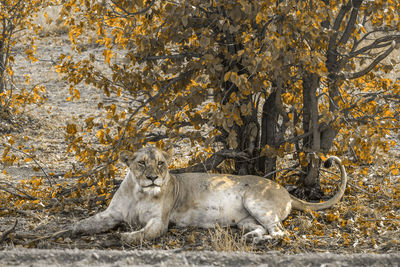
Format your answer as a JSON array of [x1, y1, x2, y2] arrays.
[[0, 14, 400, 266], [0, 249, 400, 267]]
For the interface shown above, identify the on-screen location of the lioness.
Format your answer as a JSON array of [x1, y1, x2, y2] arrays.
[[71, 146, 347, 243]]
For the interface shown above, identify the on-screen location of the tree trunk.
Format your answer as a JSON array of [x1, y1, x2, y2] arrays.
[[300, 72, 323, 199], [237, 105, 259, 175], [0, 48, 5, 93], [217, 23, 261, 175], [259, 90, 278, 178]]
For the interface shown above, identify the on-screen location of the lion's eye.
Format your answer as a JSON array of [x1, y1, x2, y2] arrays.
[[158, 161, 164, 167], [138, 161, 146, 166]]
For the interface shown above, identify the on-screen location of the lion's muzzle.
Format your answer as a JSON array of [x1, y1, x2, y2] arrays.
[[146, 174, 159, 182]]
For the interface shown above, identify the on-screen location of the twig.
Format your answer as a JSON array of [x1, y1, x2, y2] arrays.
[[109, 71, 193, 160], [320, 168, 341, 178], [171, 152, 225, 174], [7, 146, 53, 186], [27, 229, 72, 244], [55, 179, 122, 198], [140, 52, 201, 62], [15, 210, 42, 221], [360, 218, 400, 222], [264, 167, 307, 179], [0, 219, 18, 243], [110, 0, 154, 17], [0, 183, 38, 200], [170, 149, 248, 174], [344, 40, 397, 80]]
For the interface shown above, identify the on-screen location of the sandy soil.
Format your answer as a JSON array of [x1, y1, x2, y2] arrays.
[[1, 249, 400, 267]]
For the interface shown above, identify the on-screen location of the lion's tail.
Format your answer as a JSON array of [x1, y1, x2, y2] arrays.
[[291, 156, 347, 211]]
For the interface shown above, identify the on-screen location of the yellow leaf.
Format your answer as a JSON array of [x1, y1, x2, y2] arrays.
[[299, 152, 309, 167], [73, 89, 80, 100], [284, 142, 293, 152], [319, 153, 327, 161], [103, 49, 113, 64], [224, 72, 231, 82], [391, 165, 399, 175], [66, 123, 78, 135]]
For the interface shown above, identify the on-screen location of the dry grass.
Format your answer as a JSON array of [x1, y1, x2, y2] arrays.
[[208, 224, 255, 253]]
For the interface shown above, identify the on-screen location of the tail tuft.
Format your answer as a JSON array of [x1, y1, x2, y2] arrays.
[[323, 157, 334, 168]]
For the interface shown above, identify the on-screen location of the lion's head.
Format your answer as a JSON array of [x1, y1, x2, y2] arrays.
[[119, 146, 171, 195]]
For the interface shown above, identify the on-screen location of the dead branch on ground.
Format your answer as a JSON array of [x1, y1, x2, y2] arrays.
[[0, 219, 18, 243]]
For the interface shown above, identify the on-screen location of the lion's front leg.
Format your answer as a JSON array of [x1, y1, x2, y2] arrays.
[[121, 218, 167, 244], [72, 209, 122, 236]]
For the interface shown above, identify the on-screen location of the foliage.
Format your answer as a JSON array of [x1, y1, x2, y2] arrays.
[[54, 0, 400, 197], [0, 0, 50, 121], [0, 0, 55, 215]]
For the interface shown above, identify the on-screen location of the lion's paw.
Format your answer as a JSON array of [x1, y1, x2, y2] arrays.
[[242, 228, 265, 243], [120, 231, 144, 244]]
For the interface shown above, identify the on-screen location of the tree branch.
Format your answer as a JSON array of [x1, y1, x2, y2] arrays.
[[170, 149, 249, 173], [7, 146, 53, 186], [344, 41, 397, 80], [350, 29, 398, 54], [139, 52, 201, 62], [349, 35, 400, 58], [110, 0, 155, 17], [264, 167, 307, 179], [0, 182, 38, 200], [338, 0, 363, 46], [109, 70, 193, 158], [0, 219, 18, 243], [327, 0, 352, 53]]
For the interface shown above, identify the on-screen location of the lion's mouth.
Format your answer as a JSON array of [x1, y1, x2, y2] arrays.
[[143, 184, 159, 188]]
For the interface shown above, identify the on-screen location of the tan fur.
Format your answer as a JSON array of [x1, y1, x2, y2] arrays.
[[72, 147, 347, 243]]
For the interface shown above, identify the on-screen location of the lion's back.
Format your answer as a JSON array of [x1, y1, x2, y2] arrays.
[[170, 173, 279, 228]]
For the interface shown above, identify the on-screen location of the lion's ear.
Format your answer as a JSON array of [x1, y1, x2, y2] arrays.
[[162, 147, 173, 163], [119, 150, 135, 165]]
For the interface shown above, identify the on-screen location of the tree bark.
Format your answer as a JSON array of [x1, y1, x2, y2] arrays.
[[301, 72, 323, 199], [259, 90, 278, 177]]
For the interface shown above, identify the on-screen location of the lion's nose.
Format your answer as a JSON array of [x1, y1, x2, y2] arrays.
[[146, 175, 158, 182]]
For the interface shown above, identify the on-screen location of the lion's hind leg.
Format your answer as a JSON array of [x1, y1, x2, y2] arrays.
[[238, 217, 266, 243], [242, 191, 289, 240]]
